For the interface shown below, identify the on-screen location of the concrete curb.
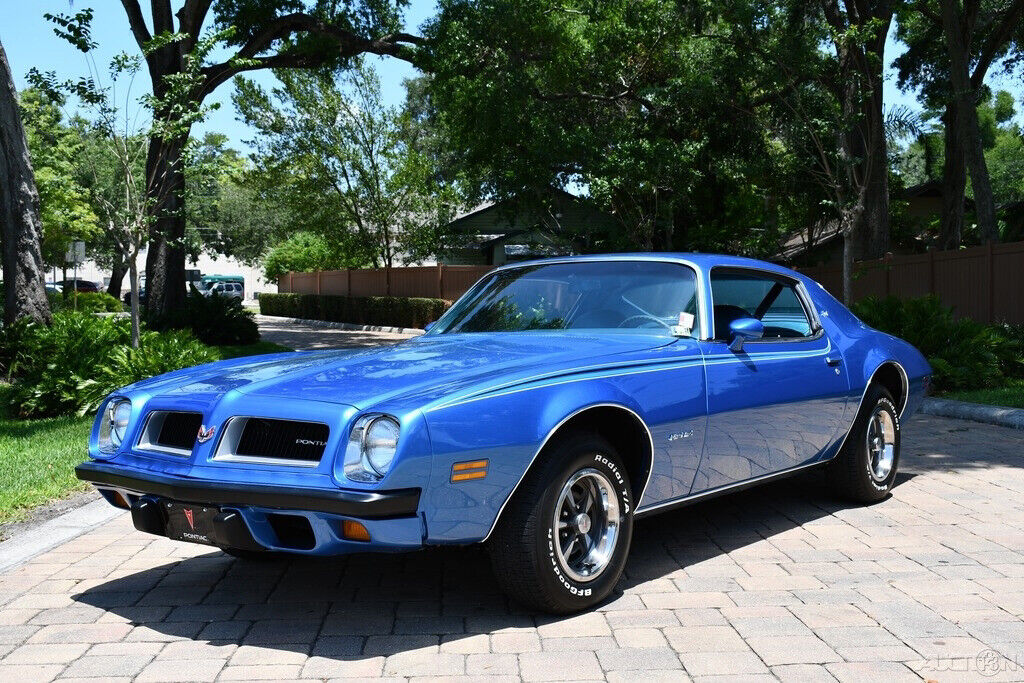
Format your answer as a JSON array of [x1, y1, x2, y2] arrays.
[[920, 397, 1024, 430], [256, 314, 424, 336], [0, 498, 121, 574]]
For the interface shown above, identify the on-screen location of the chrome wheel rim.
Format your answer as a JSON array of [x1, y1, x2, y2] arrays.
[[866, 406, 896, 483], [552, 467, 620, 583]]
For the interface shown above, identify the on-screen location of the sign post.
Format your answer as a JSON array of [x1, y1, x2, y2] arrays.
[[65, 241, 86, 311]]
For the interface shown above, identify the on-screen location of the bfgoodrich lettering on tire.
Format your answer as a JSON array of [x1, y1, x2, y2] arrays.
[[487, 431, 633, 613], [832, 385, 901, 503]]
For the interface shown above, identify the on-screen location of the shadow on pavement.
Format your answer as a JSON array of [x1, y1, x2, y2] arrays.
[[71, 472, 915, 660]]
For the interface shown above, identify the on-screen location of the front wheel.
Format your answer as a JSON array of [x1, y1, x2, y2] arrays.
[[832, 385, 901, 503], [488, 432, 633, 613]]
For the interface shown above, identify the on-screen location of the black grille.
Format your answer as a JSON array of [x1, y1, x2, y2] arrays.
[[155, 412, 202, 450], [236, 418, 329, 463]]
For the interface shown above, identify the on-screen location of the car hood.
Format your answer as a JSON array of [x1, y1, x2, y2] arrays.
[[131, 332, 678, 410]]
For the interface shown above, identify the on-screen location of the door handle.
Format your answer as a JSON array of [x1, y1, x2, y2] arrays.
[[825, 356, 842, 367]]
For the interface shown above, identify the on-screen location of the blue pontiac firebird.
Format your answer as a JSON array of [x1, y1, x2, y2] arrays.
[[77, 254, 930, 612]]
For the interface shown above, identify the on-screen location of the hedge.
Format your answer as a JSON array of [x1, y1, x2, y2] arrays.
[[259, 293, 450, 329]]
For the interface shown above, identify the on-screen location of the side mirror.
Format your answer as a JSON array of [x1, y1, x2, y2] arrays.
[[728, 317, 763, 352], [424, 321, 436, 333]]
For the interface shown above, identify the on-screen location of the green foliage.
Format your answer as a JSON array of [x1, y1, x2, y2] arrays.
[[148, 292, 260, 346], [234, 62, 455, 268], [0, 313, 213, 418], [51, 292, 124, 313], [851, 295, 1016, 392], [18, 88, 99, 267], [263, 232, 352, 280], [260, 293, 449, 329], [77, 331, 217, 412], [425, 0, 831, 255]]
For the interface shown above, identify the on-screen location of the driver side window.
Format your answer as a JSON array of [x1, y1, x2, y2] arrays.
[[710, 270, 814, 340]]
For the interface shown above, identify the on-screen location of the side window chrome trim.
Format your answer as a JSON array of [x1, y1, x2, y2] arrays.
[[707, 266, 818, 342]]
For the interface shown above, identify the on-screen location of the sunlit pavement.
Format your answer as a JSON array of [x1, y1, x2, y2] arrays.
[[1, 317, 1021, 681], [0, 414, 1021, 681]]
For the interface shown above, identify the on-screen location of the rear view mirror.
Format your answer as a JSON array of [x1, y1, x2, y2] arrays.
[[728, 317, 764, 352]]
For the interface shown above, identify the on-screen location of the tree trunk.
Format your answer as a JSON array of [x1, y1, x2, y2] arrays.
[[0, 40, 51, 326], [143, 134, 188, 317], [939, 102, 965, 249], [129, 251, 140, 349], [106, 251, 127, 298], [940, 0, 999, 243], [856, 25, 891, 260]]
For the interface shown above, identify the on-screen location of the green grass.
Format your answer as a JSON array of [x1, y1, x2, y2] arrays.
[[944, 379, 1024, 410], [0, 341, 292, 527], [0, 384, 93, 526]]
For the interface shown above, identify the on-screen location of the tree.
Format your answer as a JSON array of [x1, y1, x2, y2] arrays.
[[234, 62, 454, 270], [19, 89, 99, 272], [896, 0, 1024, 245], [425, 0, 795, 255], [262, 231, 349, 279], [41, 1, 425, 318], [0, 39, 51, 326], [817, 0, 895, 261]]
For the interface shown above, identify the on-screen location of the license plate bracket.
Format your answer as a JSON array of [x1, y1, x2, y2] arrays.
[[164, 501, 219, 546]]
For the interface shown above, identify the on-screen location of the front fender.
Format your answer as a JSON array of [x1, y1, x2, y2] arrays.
[[420, 380, 650, 544]]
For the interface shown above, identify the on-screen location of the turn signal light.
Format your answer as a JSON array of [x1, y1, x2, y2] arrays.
[[341, 520, 371, 542], [451, 459, 488, 482]]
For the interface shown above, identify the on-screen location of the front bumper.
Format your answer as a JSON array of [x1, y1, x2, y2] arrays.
[[76, 461, 420, 518], [76, 461, 423, 554]]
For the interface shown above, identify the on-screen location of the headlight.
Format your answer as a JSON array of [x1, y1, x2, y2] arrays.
[[98, 399, 131, 452], [344, 414, 400, 482]]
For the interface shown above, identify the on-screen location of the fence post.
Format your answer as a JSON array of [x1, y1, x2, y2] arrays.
[[346, 269, 351, 297], [315, 271, 321, 295], [385, 266, 391, 296], [437, 263, 444, 299], [286, 272, 293, 293]]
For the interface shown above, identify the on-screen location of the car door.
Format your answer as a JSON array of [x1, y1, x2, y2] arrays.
[[691, 268, 850, 494]]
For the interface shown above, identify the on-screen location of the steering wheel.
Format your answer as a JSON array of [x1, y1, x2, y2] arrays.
[[617, 314, 671, 330]]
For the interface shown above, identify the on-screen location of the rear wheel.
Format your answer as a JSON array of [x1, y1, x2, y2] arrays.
[[488, 432, 633, 613], [832, 385, 900, 503]]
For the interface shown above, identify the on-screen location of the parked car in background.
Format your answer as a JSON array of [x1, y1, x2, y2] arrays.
[[77, 254, 930, 613], [45, 282, 63, 295], [60, 279, 99, 293], [122, 287, 146, 307], [201, 281, 244, 300]]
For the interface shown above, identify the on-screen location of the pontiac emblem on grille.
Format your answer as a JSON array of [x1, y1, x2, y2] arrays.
[[184, 508, 195, 530], [197, 425, 216, 443]]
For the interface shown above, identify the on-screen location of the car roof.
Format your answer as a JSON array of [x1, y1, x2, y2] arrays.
[[492, 253, 806, 282]]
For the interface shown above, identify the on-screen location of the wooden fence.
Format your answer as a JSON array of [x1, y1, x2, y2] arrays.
[[278, 264, 493, 302], [278, 239, 1024, 324], [798, 239, 1024, 324]]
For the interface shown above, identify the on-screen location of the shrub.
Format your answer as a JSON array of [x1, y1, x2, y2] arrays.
[[0, 312, 216, 418], [148, 291, 259, 346], [259, 293, 449, 329], [851, 295, 1009, 392], [77, 330, 217, 413], [53, 291, 123, 313], [991, 322, 1024, 379]]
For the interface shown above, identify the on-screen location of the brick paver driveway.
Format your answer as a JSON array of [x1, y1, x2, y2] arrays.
[[2, 323, 1023, 681], [1, 414, 1021, 682]]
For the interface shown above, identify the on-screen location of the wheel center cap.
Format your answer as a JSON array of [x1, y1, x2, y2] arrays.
[[574, 513, 591, 534]]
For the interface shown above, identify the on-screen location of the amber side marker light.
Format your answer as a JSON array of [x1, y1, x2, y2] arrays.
[[342, 520, 371, 542], [451, 459, 488, 482]]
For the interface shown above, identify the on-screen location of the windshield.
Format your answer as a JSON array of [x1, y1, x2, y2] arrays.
[[431, 260, 700, 336]]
